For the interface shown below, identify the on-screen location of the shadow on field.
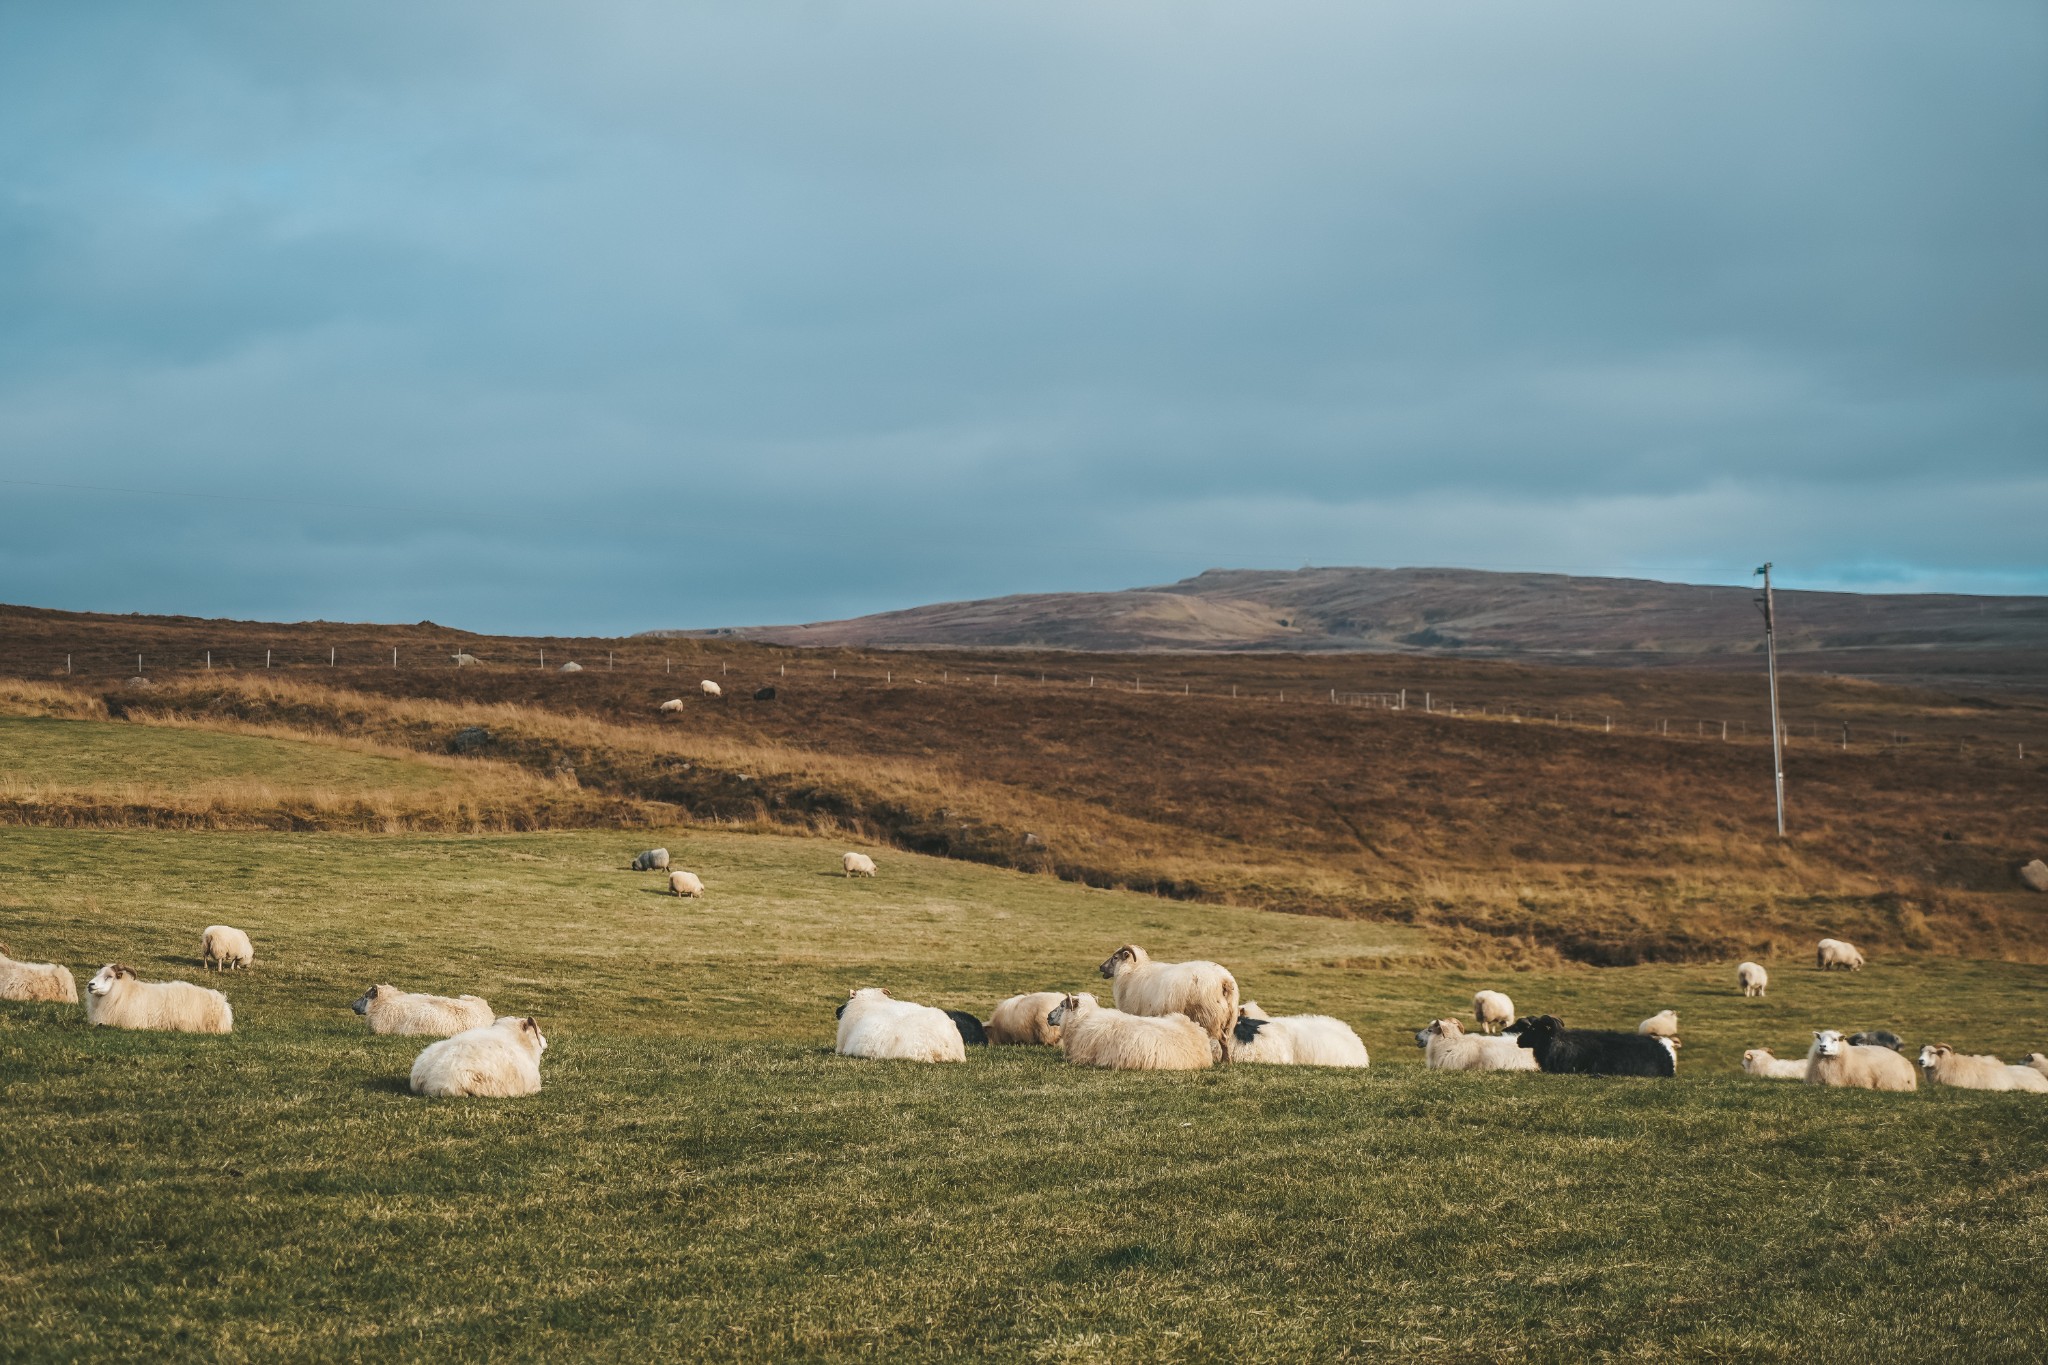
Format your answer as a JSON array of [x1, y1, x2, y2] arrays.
[[359, 1076, 411, 1096]]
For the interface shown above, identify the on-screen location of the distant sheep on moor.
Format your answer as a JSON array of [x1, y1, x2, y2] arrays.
[[668, 870, 706, 898], [842, 852, 877, 878], [1816, 938, 1865, 971]]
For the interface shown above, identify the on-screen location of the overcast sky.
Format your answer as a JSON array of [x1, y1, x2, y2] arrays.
[[2, 1, 2043, 634]]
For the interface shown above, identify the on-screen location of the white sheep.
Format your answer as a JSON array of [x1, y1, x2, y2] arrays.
[[559, 661, 583, 673], [1097, 944, 1238, 1042], [0, 943, 78, 1004], [985, 991, 1067, 1046], [1472, 990, 1515, 1034], [1637, 1010, 1679, 1038], [352, 984, 495, 1036], [1741, 1047, 1809, 1080], [631, 848, 672, 872], [700, 679, 723, 697], [451, 652, 478, 666], [1414, 1017, 1539, 1072], [84, 964, 232, 1034], [1917, 1044, 2048, 1093], [410, 1016, 548, 1097], [1737, 961, 1768, 997], [1228, 1002, 1369, 1067], [2027, 1053, 2048, 1076], [200, 925, 254, 971], [1806, 1029, 1915, 1091], [1816, 938, 1865, 971], [658, 698, 684, 713], [835, 988, 965, 1062], [668, 869, 706, 898], [2007, 1064, 2048, 1093], [1049, 993, 1216, 1071], [842, 851, 877, 878]]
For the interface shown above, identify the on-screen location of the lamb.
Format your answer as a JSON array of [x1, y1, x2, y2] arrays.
[[1228, 1002, 1369, 1067], [0, 943, 78, 1004], [842, 851, 877, 878], [1413, 1017, 1540, 1072], [658, 698, 684, 713], [1048, 993, 1216, 1071], [668, 870, 706, 898], [1741, 1048, 1809, 1080], [409, 1016, 548, 1097], [834, 988, 965, 1062], [1816, 938, 1865, 971], [1805, 1030, 1916, 1091], [985, 991, 1067, 1046], [1737, 961, 1768, 997], [1506, 1015, 1676, 1077], [352, 984, 495, 1036], [1637, 1009, 1679, 1038], [200, 925, 254, 971], [84, 964, 232, 1034], [945, 1010, 988, 1046], [1472, 990, 1515, 1034], [1917, 1044, 2048, 1093], [1847, 1030, 1904, 1052], [700, 679, 723, 697], [1097, 944, 1237, 1042], [631, 848, 672, 872]]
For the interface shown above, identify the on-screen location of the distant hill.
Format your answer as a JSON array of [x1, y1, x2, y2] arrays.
[[654, 567, 2048, 687]]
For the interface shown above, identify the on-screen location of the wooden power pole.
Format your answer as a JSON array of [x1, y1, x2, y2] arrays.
[[1755, 562, 1786, 837]]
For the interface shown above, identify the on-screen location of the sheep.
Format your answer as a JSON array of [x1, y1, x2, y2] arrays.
[[1637, 1009, 1679, 1038], [946, 1010, 988, 1046], [658, 698, 684, 713], [668, 870, 706, 898], [985, 991, 1067, 1046], [1048, 993, 1216, 1071], [2027, 1053, 2048, 1076], [1097, 944, 1237, 1042], [1737, 961, 1768, 997], [842, 851, 877, 878], [631, 847, 672, 872], [84, 964, 232, 1034], [834, 988, 965, 1062], [1816, 938, 1865, 971], [700, 679, 722, 697], [1228, 1002, 1369, 1067], [451, 652, 478, 666], [753, 686, 777, 701], [409, 1016, 547, 1097], [1741, 1047, 1809, 1080], [1472, 990, 1515, 1034], [1506, 1015, 1676, 1077], [352, 984, 495, 1036], [559, 661, 583, 673], [200, 925, 254, 971], [1413, 1017, 1540, 1072], [0, 943, 79, 1004], [1917, 1044, 2048, 1093], [1805, 1030, 1916, 1091], [1847, 1030, 1904, 1052]]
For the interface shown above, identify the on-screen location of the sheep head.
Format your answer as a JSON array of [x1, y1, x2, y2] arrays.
[[1919, 1044, 1951, 1068], [351, 985, 382, 1015], [87, 964, 135, 996], [1505, 1016, 1559, 1050], [1097, 945, 1146, 979], [1811, 1029, 1846, 1058]]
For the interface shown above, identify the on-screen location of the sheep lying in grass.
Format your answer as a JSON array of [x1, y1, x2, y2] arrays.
[[1413, 1018, 1539, 1072], [1847, 1030, 1904, 1052], [1506, 1016, 1676, 1077], [946, 1010, 988, 1046], [1097, 944, 1237, 1042], [700, 680, 723, 697], [631, 848, 671, 872], [1737, 961, 1768, 997], [835, 988, 965, 1062], [200, 925, 254, 971], [1816, 938, 1865, 971], [85, 964, 232, 1034], [1638, 1010, 1679, 1038], [842, 851, 877, 878], [1917, 1044, 2048, 1093], [1472, 990, 1514, 1034], [985, 991, 1067, 1046], [2027, 1053, 2048, 1076], [0, 943, 77, 1004], [658, 698, 684, 713], [1741, 1048, 1809, 1080], [1049, 993, 1216, 1071], [410, 1017, 548, 1097], [668, 870, 706, 898], [352, 984, 495, 1036], [1228, 1002, 1369, 1067], [1806, 1030, 1915, 1091]]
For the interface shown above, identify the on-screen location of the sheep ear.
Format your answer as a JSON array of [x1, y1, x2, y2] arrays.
[[847, 988, 857, 999], [523, 1017, 539, 1032]]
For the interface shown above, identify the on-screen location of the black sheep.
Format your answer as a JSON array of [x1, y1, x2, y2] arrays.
[[1847, 1030, 1904, 1052], [946, 1010, 988, 1046], [1505, 1015, 1676, 1077]]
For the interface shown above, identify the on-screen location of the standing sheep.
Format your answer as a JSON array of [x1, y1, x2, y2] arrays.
[[0, 943, 78, 1004], [1805, 1030, 1916, 1091], [658, 698, 684, 713], [1737, 962, 1768, 997], [1637, 1010, 1679, 1038], [1741, 1048, 1809, 1080], [200, 925, 254, 971], [1816, 938, 1865, 971], [631, 848, 672, 872], [668, 870, 706, 898], [700, 680, 723, 698], [410, 1016, 548, 1097], [1048, 993, 1216, 1071], [1097, 944, 1238, 1042], [985, 991, 1067, 1046], [352, 984, 495, 1036], [835, 988, 965, 1063], [1917, 1044, 2048, 1093], [1413, 1018, 1539, 1072], [84, 964, 232, 1034], [1472, 990, 1515, 1034], [1506, 1015, 1676, 1077], [1228, 1003, 1369, 1067], [842, 852, 877, 878]]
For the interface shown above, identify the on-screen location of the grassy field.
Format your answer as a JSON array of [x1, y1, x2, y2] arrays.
[[5, 826, 2047, 1362]]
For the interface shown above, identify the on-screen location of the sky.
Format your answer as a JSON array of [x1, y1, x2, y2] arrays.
[[1, 1, 2043, 634]]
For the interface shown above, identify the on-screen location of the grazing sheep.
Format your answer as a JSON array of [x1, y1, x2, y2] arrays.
[[559, 661, 583, 673], [200, 925, 254, 971], [1413, 1017, 1540, 1072], [84, 964, 232, 1034], [835, 988, 965, 1063], [1917, 1044, 2048, 1093], [1637, 1010, 1679, 1038], [668, 870, 706, 898], [1506, 1015, 1676, 1077], [1847, 1030, 1904, 1052], [1473, 990, 1515, 1034], [700, 679, 723, 697], [1048, 993, 1216, 1071], [1228, 1003, 1369, 1067], [1741, 1048, 1809, 1080], [985, 991, 1067, 1046], [1737, 961, 1768, 997], [410, 1016, 547, 1098], [657, 698, 684, 713], [842, 851, 877, 878], [1805, 1030, 1915, 1091], [631, 848, 672, 872], [0, 943, 78, 1004], [352, 984, 495, 1036], [1816, 938, 1865, 971], [946, 1010, 988, 1046], [1097, 944, 1238, 1042]]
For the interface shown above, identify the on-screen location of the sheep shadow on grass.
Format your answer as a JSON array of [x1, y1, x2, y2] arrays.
[[359, 1076, 412, 1096]]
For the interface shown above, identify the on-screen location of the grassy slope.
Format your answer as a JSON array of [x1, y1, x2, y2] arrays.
[[0, 715, 486, 793], [4, 828, 2046, 1362]]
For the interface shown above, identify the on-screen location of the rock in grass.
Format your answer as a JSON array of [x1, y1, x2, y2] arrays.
[[449, 726, 490, 754], [2021, 859, 2048, 893]]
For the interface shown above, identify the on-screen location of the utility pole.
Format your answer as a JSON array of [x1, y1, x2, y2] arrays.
[[1755, 562, 1786, 837]]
